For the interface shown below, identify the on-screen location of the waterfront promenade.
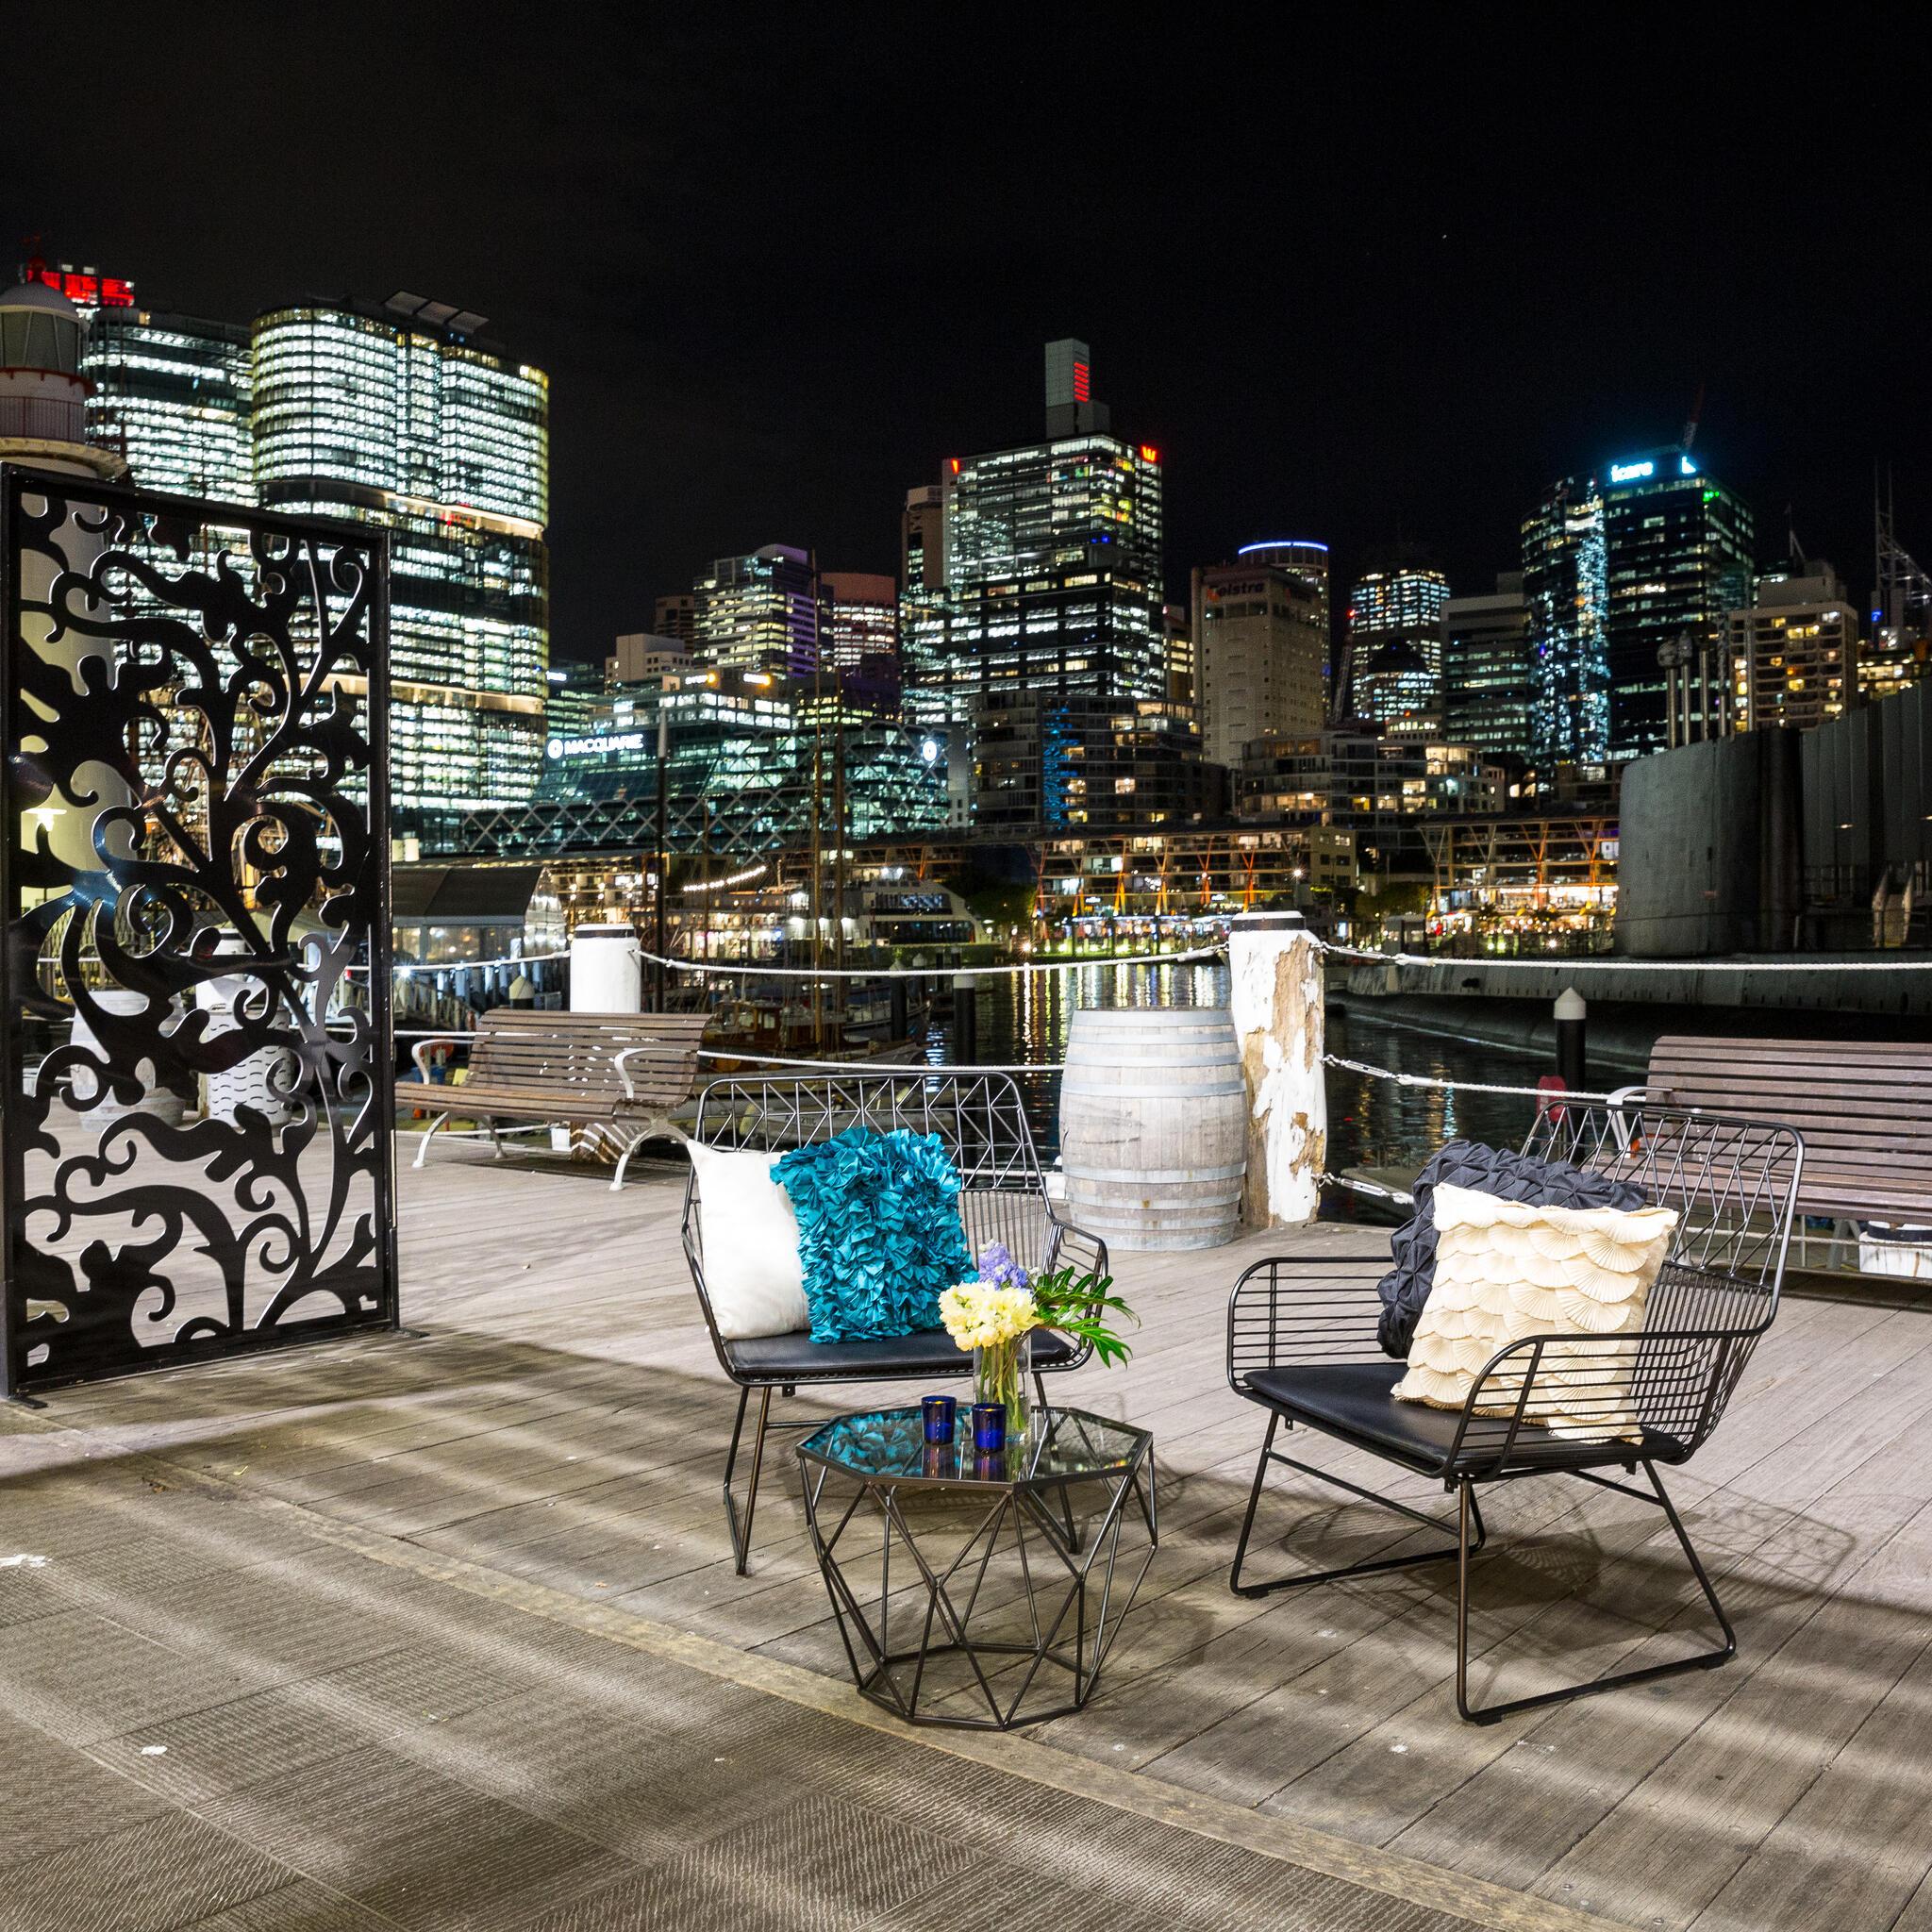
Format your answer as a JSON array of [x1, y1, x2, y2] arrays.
[[5, 1138, 1932, 1930]]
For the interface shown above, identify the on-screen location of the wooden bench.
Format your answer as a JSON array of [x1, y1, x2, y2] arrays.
[[1628, 1035, 1932, 1227], [398, 1009, 711, 1191]]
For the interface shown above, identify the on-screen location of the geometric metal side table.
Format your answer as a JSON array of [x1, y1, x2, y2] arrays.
[[797, 1404, 1157, 1730]]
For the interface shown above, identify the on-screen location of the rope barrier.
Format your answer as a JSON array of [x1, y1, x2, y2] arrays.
[[396, 1028, 1619, 1095], [367, 931, 1926, 983], [391, 1029, 1058, 1074], [396, 1034, 1603, 1095], [689, 1047, 1057, 1074], [1322, 1051, 1623, 1105], [349, 950, 569, 978], [635, 945, 1226, 981], [1319, 1170, 1417, 1208], [1317, 939, 1932, 974]]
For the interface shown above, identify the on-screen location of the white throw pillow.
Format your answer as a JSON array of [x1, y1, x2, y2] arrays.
[[686, 1141, 810, 1340]]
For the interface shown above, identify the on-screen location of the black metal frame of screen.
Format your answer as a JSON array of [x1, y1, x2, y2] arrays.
[[0, 465, 397, 1399]]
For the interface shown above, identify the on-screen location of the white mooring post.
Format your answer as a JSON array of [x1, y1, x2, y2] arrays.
[[570, 924, 643, 1013], [1227, 908, 1327, 1229]]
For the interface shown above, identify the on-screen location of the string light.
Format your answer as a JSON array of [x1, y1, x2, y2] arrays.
[[680, 862, 770, 896]]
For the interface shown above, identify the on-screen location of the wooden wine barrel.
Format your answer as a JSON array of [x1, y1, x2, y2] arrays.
[[1058, 1006, 1246, 1252]]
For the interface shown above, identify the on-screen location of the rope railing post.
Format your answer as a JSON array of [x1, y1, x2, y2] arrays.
[[1555, 986, 1588, 1091], [1228, 908, 1326, 1230]]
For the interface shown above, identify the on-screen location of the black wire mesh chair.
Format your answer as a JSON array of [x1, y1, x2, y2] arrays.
[[1225, 1103, 1803, 1723], [683, 1071, 1107, 1573]]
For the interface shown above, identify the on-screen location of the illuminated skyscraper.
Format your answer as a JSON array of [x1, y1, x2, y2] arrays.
[[1441, 574, 1533, 758], [821, 571, 897, 671], [1192, 542, 1328, 765], [1725, 562, 1858, 736], [1601, 448, 1755, 758], [83, 304, 254, 501], [607, 632, 689, 686], [1236, 539, 1331, 606], [1522, 476, 1610, 764], [529, 666, 948, 851], [653, 592, 699, 648], [1164, 600, 1194, 707], [820, 569, 901, 717], [902, 341, 1164, 730], [78, 278, 550, 826], [247, 296, 549, 819], [1343, 558, 1451, 732], [973, 692, 1219, 829], [901, 484, 945, 597], [691, 545, 822, 678]]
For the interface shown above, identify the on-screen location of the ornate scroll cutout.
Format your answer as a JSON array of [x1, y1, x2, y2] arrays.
[[1, 471, 396, 1395]]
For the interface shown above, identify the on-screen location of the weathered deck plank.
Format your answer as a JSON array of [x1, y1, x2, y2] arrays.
[[8, 1133, 1932, 1931]]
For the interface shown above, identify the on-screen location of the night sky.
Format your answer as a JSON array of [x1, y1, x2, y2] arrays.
[[7, 15, 1927, 658]]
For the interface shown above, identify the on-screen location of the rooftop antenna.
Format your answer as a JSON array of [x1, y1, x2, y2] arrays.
[[1679, 380, 1706, 457]]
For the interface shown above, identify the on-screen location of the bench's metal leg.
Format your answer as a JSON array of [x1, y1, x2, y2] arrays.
[[489, 1118, 505, 1158], [413, 1113, 453, 1170], [1228, 1411, 1486, 1599], [723, 1385, 773, 1575], [1456, 1460, 1736, 1724], [610, 1129, 648, 1191]]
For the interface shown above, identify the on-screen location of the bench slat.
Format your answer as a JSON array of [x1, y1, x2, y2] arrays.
[[1640, 1035, 1932, 1222], [396, 1006, 708, 1135]]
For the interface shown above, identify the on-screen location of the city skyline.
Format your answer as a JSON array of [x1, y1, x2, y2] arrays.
[[4, 18, 1924, 662]]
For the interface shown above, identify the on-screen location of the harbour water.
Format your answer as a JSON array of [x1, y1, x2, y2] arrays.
[[930, 959, 1547, 1213]]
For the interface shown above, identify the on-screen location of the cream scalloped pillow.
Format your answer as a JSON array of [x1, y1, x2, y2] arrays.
[[1392, 1182, 1678, 1441]]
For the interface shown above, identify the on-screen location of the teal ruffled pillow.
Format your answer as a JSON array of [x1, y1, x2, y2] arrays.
[[771, 1127, 974, 1343]]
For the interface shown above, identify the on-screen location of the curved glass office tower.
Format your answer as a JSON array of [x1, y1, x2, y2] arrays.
[[253, 299, 550, 817]]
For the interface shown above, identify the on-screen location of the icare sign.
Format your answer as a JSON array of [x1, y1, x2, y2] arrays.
[[1608, 454, 1698, 485]]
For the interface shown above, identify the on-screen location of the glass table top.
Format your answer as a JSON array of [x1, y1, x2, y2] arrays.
[[798, 1404, 1149, 1489]]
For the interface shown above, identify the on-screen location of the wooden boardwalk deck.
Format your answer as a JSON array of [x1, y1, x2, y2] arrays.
[[9, 1135, 1932, 1930]]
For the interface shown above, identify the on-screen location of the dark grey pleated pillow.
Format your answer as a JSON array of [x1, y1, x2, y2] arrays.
[[1376, 1140, 1648, 1359]]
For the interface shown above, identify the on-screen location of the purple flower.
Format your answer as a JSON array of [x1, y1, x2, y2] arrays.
[[977, 1242, 1030, 1291]]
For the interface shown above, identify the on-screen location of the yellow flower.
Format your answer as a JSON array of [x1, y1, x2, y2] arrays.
[[941, 1279, 1039, 1353]]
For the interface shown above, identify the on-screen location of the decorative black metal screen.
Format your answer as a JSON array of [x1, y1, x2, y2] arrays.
[[0, 467, 396, 1398]]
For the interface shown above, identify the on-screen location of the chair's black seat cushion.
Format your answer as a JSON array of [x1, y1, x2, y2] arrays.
[[1377, 1140, 1648, 1360], [724, 1325, 1076, 1381], [1244, 1361, 1679, 1473], [1247, 1362, 1470, 1469]]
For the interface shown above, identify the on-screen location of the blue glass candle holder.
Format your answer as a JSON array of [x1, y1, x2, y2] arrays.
[[921, 1394, 957, 1444], [972, 1401, 1007, 1452]]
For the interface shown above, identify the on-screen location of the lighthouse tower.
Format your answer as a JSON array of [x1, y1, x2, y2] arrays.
[[0, 274, 132, 876], [0, 274, 126, 479]]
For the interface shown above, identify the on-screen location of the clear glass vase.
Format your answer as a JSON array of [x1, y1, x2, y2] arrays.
[[973, 1329, 1032, 1443]]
